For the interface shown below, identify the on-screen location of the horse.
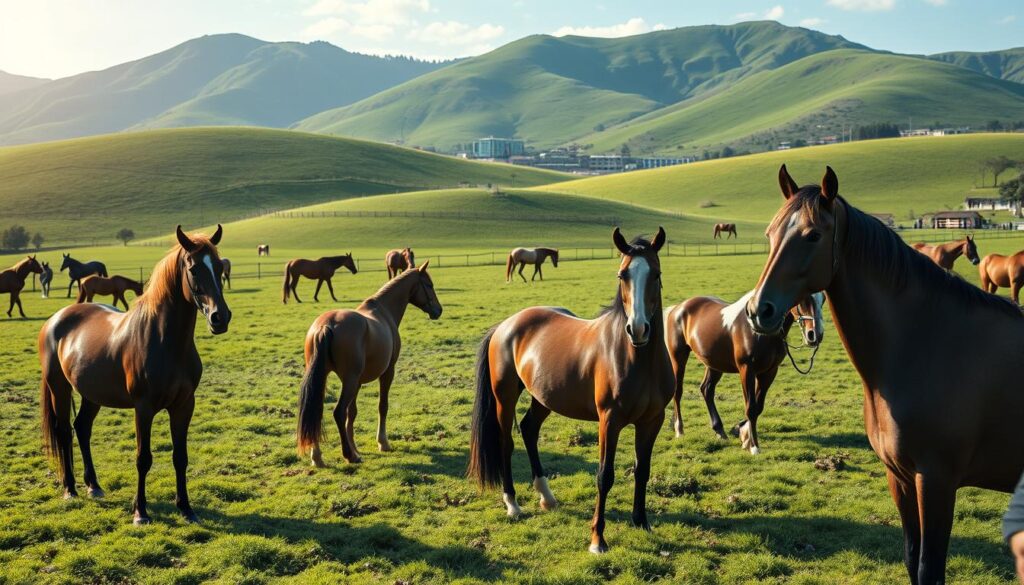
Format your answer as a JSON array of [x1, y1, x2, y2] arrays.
[[282, 254, 357, 303], [978, 250, 1024, 303], [469, 227, 672, 554], [76, 275, 144, 310], [385, 248, 415, 280], [746, 165, 1024, 585], [296, 262, 442, 466], [505, 247, 559, 283], [664, 290, 825, 453], [1, 255, 43, 317], [40, 262, 53, 298], [713, 223, 737, 239], [59, 253, 108, 298], [38, 225, 231, 525], [221, 258, 232, 290], [911, 237, 979, 271], [257, 244, 270, 257]]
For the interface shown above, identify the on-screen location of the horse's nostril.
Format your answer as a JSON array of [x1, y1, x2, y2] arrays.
[[210, 311, 222, 326], [759, 302, 776, 320], [625, 323, 634, 337]]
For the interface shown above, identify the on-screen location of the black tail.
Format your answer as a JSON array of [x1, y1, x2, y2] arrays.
[[297, 327, 332, 455], [39, 377, 65, 479], [467, 328, 502, 488]]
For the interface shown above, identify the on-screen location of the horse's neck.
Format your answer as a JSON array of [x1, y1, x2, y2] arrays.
[[368, 278, 412, 327], [14, 261, 32, 278], [940, 241, 964, 258]]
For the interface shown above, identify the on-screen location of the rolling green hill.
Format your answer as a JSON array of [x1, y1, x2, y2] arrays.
[[295, 21, 866, 150], [930, 47, 1024, 84], [0, 128, 566, 243]]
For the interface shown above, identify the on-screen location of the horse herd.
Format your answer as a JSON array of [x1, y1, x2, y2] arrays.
[[3, 165, 1024, 583]]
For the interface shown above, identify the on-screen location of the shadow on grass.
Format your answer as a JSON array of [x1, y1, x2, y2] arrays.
[[806, 432, 873, 450], [397, 442, 596, 482]]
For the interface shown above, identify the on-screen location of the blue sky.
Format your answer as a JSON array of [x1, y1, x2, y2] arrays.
[[1, 0, 1020, 79]]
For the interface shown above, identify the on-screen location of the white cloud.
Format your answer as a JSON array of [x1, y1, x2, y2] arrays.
[[735, 11, 757, 20], [553, 17, 667, 38], [408, 21, 506, 46], [763, 5, 785, 19], [827, 0, 895, 11], [997, 14, 1017, 24], [922, 0, 946, 5], [301, 0, 431, 42], [800, 17, 826, 26]]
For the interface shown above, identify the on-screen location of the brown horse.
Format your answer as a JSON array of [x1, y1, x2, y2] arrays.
[[221, 258, 232, 289], [978, 250, 1024, 303], [385, 248, 415, 279], [664, 290, 824, 452], [505, 247, 559, 283], [911, 237, 979, 271], [76, 275, 145, 310], [1, 255, 43, 317], [747, 165, 1024, 585], [296, 262, 442, 465], [38, 225, 230, 525], [282, 254, 357, 303], [470, 228, 672, 554], [713, 223, 737, 239], [257, 244, 270, 256]]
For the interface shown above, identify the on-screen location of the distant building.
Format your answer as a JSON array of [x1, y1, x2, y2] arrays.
[[869, 213, 896, 227], [635, 156, 694, 169], [472, 137, 525, 159], [932, 211, 983, 229], [586, 155, 625, 173], [965, 196, 1015, 212]]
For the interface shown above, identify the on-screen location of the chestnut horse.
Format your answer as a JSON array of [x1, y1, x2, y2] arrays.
[[39, 226, 231, 525], [76, 275, 145, 310], [747, 165, 1024, 585], [60, 254, 107, 298], [978, 250, 1024, 303], [282, 254, 357, 303], [1, 255, 43, 317], [505, 247, 559, 283], [257, 244, 270, 256], [470, 228, 672, 554], [385, 248, 415, 279], [221, 258, 232, 289], [911, 237, 979, 271], [296, 262, 442, 465], [40, 262, 53, 298], [713, 223, 737, 239], [664, 290, 824, 452]]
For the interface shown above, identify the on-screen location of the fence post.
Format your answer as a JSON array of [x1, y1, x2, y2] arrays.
[[466, 255, 469, 266], [258, 262, 261, 280], [139, 266, 143, 282], [32, 273, 36, 292]]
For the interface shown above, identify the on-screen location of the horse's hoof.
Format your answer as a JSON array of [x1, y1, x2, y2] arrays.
[[502, 493, 523, 518], [62, 490, 78, 500], [181, 512, 199, 524], [133, 515, 152, 526], [87, 487, 105, 498], [345, 456, 363, 464], [377, 442, 392, 453], [589, 542, 609, 554], [311, 458, 326, 468], [749, 446, 761, 455]]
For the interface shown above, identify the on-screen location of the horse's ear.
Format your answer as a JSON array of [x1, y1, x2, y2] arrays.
[[779, 164, 799, 200], [418, 259, 430, 273], [821, 166, 838, 202], [176, 225, 198, 252], [613, 227, 631, 255], [651, 226, 666, 252], [210, 224, 223, 245]]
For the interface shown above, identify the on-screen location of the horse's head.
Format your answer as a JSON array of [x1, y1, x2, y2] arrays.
[[404, 248, 415, 267], [344, 253, 358, 274], [964, 235, 980, 266], [747, 165, 840, 336], [59, 253, 71, 272], [128, 279, 144, 296], [176, 224, 231, 335], [25, 255, 43, 274], [408, 260, 442, 320], [550, 249, 559, 268], [791, 291, 825, 347], [613, 226, 666, 347]]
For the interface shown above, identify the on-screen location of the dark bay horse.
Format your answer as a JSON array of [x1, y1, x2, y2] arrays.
[[1, 255, 43, 317], [221, 258, 232, 289], [40, 262, 53, 298], [664, 290, 824, 452], [60, 253, 107, 298], [911, 237, 979, 271], [39, 225, 230, 525], [257, 244, 270, 256], [747, 165, 1024, 584], [713, 223, 737, 239], [296, 262, 442, 465], [505, 247, 558, 283], [978, 250, 1024, 303], [470, 228, 672, 553], [77, 275, 144, 310], [282, 254, 357, 303], [385, 248, 415, 279]]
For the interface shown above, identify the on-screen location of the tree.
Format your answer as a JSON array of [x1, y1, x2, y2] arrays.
[[721, 146, 735, 158], [31, 232, 44, 250], [619, 144, 631, 158], [2, 225, 30, 251], [987, 120, 1004, 132], [117, 228, 135, 246], [988, 156, 1018, 186]]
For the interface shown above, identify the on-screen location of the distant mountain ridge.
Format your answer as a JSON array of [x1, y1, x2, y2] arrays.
[[929, 47, 1024, 84], [0, 71, 49, 96]]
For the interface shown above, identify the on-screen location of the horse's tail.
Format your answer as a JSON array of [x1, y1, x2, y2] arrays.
[[468, 327, 502, 489], [39, 377, 65, 480], [282, 263, 291, 304], [505, 253, 514, 282], [297, 326, 333, 455]]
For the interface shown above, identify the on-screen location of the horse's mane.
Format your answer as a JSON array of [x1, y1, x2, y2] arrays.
[[368, 266, 420, 303], [137, 236, 217, 315], [772, 188, 1021, 318]]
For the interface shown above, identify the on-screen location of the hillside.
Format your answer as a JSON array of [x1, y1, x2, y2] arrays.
[[295, 21, 865, 150], [0, 70, 49, 96], [579, 50, 1024, 156], [0, 128, 566, 243], [0, 34, 447, 146], [930, 47, 1024, 84]]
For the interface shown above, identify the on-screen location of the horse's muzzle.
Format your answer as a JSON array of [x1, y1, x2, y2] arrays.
[[208, 309, 231, 334]]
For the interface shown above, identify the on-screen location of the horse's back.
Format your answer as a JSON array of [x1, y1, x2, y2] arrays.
[[313, 309, 395, 380], [511, 247, 536, 263]]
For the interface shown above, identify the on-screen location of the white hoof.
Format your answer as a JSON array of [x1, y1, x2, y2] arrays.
[[534, 477, 558, 510], [589, 543, 608, 554], [738, 422, 753, 450], [503, 493, 523, 517], [749, 446, 761, 455], [672, 419, 683, 438], [377, 441, 392, 452]]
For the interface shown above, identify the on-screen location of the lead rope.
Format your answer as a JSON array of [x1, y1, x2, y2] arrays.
[[785, 340, 821, 375]]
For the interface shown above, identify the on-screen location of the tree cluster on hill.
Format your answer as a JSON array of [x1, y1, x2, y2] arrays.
[[2, 225, 43, 251], [856, 123, 901, 140]]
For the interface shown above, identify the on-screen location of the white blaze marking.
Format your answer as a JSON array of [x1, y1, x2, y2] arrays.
[[721, 290, 755, 329], [626, 257, 650, 333], [203, 255, 220, 295]]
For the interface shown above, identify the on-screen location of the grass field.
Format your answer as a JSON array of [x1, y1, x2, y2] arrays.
[[1, 228, 1021, 584]]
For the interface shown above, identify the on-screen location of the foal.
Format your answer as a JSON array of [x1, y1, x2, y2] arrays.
[[77, 275, 144, 310], [385, 248, 415, 279], [40, 262, 53, 298]]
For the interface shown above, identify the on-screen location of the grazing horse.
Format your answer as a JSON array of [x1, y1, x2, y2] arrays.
[[505, 247, 559, 283], [385, 248, 415, 280], [60, 254, 107, 298], [978, 250, 1024, 303], [282, 254, 357, 303], [470, 228, 672, 554], [76, 275, 144, 310], [39, 225, 230, 525], [1, 255, 43, 317], [911, 237, 979, 271], [664, 290, 824, 452], [713, 223, 737, 239], [296, 262, 442, 465], [40, 262, 53, 298], [221, 258, 232, 290], [257, 244, 270, 257], [746, 165, 1024, 585]]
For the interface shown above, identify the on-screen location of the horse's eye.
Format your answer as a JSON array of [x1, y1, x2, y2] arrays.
[[617, 272, 626, 280], [807, 231, 823, 243]]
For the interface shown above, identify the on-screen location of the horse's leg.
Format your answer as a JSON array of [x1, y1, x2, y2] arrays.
[[494, 375, 522, 517], [590, 413, 623, 553], [291, 275, 302, 303], [735, 366, 762, 454], [14, 291, 25, 318], [531, 263, 540, 281], [740, 367, 775, 455], [115, 292, 126, 310], [7, 292, 15, 317], [333, 375, 362, 463], [326, 277, 338, 302], [132, 405, 156, 525], [67, 278, 74, 298], [887, 470, 921, 582], [632, 411, 664, 531], [669, 343, 691, 438], [520, 398, 556, 510], [345, 396, 360, 459], [73, 398, 104, 497], [376, 366, 395, 452], [517, 262, 527, 283], [46, 373, 78, 498], [169, 395, 198, 522], [699, 368, 726, 439], [313, 279, 324, 302], [915, 471, 957, 585]]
